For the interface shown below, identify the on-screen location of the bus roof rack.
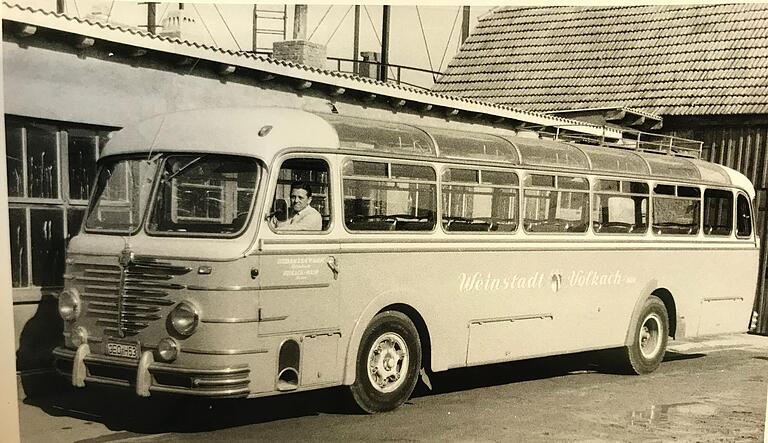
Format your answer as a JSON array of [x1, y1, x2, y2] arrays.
[[549, 128, 703, 159]]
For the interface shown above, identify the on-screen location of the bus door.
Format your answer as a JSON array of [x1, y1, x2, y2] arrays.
[[256, 156, 342, 388]]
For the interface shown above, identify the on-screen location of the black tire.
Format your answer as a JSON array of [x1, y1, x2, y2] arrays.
[[348, 311, 421, 413], [621, 296, 669, 374]]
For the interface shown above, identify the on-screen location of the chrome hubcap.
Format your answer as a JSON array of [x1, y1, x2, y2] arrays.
[[367, 332, 409, 393], [639, 313, 662, 359]]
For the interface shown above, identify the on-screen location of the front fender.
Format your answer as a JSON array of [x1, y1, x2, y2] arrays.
[[341, 289, 431, 385]]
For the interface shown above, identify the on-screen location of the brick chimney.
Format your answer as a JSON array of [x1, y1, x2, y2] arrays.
[[272, 40, 327, 70]]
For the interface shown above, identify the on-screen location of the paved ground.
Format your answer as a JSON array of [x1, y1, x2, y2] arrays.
[[17, 333, 768, 442]]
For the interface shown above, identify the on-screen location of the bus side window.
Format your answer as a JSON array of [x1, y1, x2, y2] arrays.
[[703, 189, 733, 236], [271, 158, 331, 232], [442, 168, 519, 233], [736, 194, 753, 238], [343, 160, 436, 232]]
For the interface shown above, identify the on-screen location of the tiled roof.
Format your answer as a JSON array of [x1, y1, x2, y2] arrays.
[[433, 4, 768, 116], [1, 2, 620, 139]]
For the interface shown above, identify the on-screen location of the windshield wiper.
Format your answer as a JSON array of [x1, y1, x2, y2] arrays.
[[164, 155, 207, 182]]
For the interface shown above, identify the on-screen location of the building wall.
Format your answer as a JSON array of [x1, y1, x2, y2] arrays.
[[665, 116, 768, 334]]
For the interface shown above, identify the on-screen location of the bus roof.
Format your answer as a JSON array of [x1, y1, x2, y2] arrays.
[[103, 107, 754, 195]]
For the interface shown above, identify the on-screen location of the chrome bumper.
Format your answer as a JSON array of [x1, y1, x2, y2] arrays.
[[53, 345, 250, 398]]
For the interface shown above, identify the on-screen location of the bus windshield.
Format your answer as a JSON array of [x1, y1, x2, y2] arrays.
[[85, 156, 160, 233], [85, 154, 259, 235], [147, 154, 259, 235]]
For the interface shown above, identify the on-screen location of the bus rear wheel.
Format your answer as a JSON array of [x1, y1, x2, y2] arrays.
[[622, 296, 669, 374], [348, 311, 421, 413]]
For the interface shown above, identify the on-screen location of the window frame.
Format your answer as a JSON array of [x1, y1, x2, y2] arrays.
[[440, 166, 520, 234], [651, 182, 702, 236], [736, 192, 754, 239], [268, 154, 334, 236], [591, 178, 650, 235], [522, 172, 590, 235], [342, 157, 438, 234]]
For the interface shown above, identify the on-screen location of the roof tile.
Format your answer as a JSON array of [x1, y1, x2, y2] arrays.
[[434, 5, 768, 115]]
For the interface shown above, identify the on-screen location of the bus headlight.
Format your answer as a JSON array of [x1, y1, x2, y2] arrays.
[[58, 289, 81, 321], [70, 326, 88, 347], [169, 301, 200, 337], [157, 337, 179, 362]]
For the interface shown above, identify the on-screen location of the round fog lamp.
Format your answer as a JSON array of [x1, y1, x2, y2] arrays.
[[58, 289, 81, 321], [157, 337, 179, 362], [169, 301, 200, 336], [70, 326, 88, 347]]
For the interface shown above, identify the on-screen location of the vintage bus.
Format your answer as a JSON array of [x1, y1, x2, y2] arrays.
[[54, 107, 759, 413]]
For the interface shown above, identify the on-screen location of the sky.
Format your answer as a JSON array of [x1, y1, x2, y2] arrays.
[[14, 1, 494, 88]]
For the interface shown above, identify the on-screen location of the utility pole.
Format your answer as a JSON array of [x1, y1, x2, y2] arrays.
[[56, 0, 65, 14], [293, 5, 307, 40], [353, 5, 360, 75], [380, 5, 391, 82], [139, 2, 158, 34], [461, 6, 471, 43]]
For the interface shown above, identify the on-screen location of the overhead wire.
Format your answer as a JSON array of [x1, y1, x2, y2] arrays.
[[325, 5, 353, 47], [415, 6, 436, 81], [156, 3, 171, 30], [72, 0, 81, 17], [438, 7, 462, 74], [213, 4, 242, 51], [106, 0, 115, 21], [308, 5, 333, 41], [191, 3, 218, 47]]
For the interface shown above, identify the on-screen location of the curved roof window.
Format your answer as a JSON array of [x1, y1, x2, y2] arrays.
[[321, 114, 435, 156], [689, 159, 731, 185], [509, 138, 590, 170], [575, 144, 649, 176], [642, 154, 701, 181], [428, 127, 519, 163]]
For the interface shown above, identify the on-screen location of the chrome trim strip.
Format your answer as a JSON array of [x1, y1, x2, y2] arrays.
[[258, 315, 288, 323], [471, 313, 554, 325], [258, 327, 341, 338], [84, 376, 131, 388], [180, 348, 268, 356], [148, 364, 250, 375], [84, 354, 139, 367], [193, 377, 251, 387], [202, 317, 261, 324], [260, 283, 330, 291], [703, 296, 744, 302], [149, 385, 250, 397], [187, 285, 260, 291]]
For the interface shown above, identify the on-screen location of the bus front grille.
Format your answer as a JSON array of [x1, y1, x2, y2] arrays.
[[74, 256, 191, 337]]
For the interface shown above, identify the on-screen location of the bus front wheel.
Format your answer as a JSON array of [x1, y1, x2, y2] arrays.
[[348, 311, 421, 413], [622, 296, 669, 374]]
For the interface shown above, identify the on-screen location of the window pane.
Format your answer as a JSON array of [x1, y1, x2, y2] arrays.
[[558, 176, 589, 190], [443, 168, 479, 184], [737, 194, 752, 238], [30, 208, 64, 287], [391, 163, 435, 181], [482, 170, 518, 186], [443, 185, 518, 232], [344, 179, 436, 231], [653, 197, 700, 235], [524, 174, 555, 188], [68, 133, 98, 200], [703, 189, 733, 236], [26, 126, 58, 199], [9, 208, 28, 288], [678, 186, 701, 198], [593, 194, 648, 234], [271, 158, 330, 231], [86, 158, 158, 233], [343, 160, 387, 178], [524, 190, 588, 233], [150, 155, 260, 235], [5, 122, 24, 197]]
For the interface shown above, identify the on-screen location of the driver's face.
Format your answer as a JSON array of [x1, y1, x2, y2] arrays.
[[290, 188, 311, 213]]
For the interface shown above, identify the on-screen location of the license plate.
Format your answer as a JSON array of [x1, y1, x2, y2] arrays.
[[105, 341, 139, 359]]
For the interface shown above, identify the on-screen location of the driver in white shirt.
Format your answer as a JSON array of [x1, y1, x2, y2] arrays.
[[271, 181, 323, 231]]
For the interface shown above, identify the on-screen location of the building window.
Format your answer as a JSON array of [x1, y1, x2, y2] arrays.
[[5, 116, 115, 294]]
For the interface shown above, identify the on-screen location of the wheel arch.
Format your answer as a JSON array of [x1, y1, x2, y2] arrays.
[[624, 286, 679, 346], [342, 299, 432, 385]]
